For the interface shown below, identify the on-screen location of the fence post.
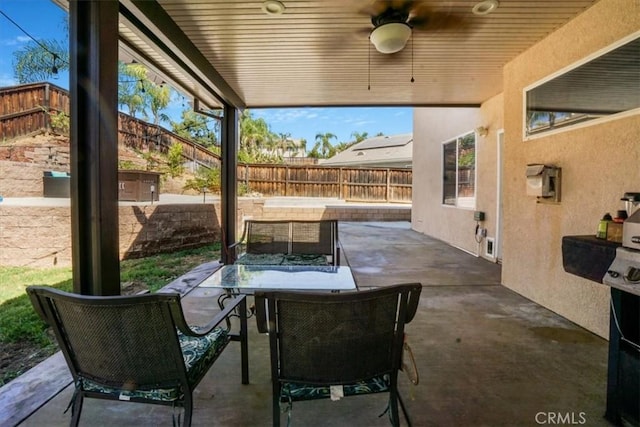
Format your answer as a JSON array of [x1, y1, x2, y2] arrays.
[[285, 165, 289, 196], [44, 83, 51, 132], [386, 168, 391, 202], [192, 144, 196, 172], [338, 168, 343, 200]]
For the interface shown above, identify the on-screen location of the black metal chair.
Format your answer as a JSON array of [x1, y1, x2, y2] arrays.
[[230, 220, 340, 266], [26, 286, 248, 427], [255, 283, 422, 426]]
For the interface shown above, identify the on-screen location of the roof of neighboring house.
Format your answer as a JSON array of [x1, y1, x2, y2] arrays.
[[321, 133, 413, 169]]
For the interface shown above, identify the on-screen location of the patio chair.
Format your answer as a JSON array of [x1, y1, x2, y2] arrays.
[[230, 220, 340, 266], [255, 283, 422, 427], [26, 286, 249, 427]]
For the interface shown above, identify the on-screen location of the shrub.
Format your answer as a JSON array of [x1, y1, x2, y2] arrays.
[[183, 166, 221, 194], [166, 143, 185, 178]]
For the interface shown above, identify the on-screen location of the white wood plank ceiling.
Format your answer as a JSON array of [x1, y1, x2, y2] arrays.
[[119, 0, 599, 108]]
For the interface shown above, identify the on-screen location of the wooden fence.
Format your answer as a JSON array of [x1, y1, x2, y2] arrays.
[[0, 82, 69, 139], [239, 164, 412, 203], [0, 82, 221, 170], [118, 114, 220, 169], [1, 83, 412, 203]]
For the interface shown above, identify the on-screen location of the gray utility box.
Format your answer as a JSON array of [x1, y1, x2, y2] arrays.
[[118, 170, 161, 202], [43, 171, 70, 198]]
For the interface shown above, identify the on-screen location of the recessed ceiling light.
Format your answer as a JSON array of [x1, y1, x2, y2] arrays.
[[262, 0, 285, 15], [472, 0, 499, 16]]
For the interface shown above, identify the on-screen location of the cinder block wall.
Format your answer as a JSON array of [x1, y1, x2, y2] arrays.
[[0, 198, 410, 267]]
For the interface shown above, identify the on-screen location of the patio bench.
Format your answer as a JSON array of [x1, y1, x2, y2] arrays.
[[229, 220, 340, 266]]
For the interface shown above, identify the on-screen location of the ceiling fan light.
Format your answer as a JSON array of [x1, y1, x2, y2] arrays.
[[370, 23, 411, 54], [262, 0, 285, 15], [472, 0, 499, 16]]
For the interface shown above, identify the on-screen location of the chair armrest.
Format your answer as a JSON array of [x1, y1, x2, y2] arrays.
[[175, 294, 247, 337], [227, 222, 249, 252], [404, 283, 422, 323], [254, 293, 269, 333], [227, 241, 244, 250]]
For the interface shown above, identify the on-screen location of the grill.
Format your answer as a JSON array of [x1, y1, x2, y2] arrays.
[[601, 194, 640, 426]]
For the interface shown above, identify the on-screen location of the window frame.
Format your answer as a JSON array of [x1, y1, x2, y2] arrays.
[[441, 130, 477, 209]]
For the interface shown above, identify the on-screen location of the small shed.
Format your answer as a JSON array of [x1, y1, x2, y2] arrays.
[[118, 170, 161, 202]]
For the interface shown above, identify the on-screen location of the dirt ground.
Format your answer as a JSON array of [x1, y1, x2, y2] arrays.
[[0, 342, 57, 386]]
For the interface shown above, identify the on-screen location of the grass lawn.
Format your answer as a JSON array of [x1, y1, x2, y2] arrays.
[[0, 243, 220, 385]]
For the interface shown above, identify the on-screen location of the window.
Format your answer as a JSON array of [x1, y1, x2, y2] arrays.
[[442, 131, 476, 208], [524, 33, 640, 137]]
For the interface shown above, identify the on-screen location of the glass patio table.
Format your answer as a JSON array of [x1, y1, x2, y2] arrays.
[[198, 264, 357, 294]]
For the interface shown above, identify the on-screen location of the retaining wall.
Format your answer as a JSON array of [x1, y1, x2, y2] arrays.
[[0, 198, 410, 267]]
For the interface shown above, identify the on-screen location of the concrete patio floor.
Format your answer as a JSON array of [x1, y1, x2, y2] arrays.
[[18, 221, 611, 426]]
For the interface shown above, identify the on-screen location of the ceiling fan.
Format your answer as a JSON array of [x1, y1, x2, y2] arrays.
[[359, 0, 476, 54]]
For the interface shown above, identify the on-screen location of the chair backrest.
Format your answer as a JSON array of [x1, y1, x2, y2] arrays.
[[256, 283, 421, 385], [244, 220, 338, 258], [27, 286, 188, 390], [290, 220, 336, 255], [246, 220, 291, 254]]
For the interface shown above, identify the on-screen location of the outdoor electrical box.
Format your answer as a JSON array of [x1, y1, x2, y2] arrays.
[[474, 211, 485, 222], [526, 164, 560, 199]]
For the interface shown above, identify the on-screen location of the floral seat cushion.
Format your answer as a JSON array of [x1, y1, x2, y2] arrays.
[[80, 327, 229, 402], [236, 253, 286, 265], [236, 253, 328, 266], [280, 375, 390, 402]]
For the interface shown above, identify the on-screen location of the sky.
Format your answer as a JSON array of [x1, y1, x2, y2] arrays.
[[0, 0, 413, 148]]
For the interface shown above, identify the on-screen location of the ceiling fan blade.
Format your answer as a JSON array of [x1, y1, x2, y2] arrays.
[[358, 0, 390, 18], [359, 0, 414, 19], [409, 9, 467, 32]]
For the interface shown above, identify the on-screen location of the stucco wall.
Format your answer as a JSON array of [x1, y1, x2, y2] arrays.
[[412, 107, 485, 255], [501, 0, 640, 338], [412, 0, 639, 338]]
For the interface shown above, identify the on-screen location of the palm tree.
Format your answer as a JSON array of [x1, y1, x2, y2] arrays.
[[277, 132, 292, 157], [314, 132, 337, 158], [350, 131, 369, 143], [239, 109, 273, 155]]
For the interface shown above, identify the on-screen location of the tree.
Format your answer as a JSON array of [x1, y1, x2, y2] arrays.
[[277, 132, 292, 157], [350, 131, 369, 143], [118, 62, 148, 118], [13, 39, 68, 84], [12, 15, 68, 84], [146, 83, 172, 125], [171, 110, 220, 148], [312, 132, 337, 159], [118, 62, 174, 126], [333, 140, 357, 153], [238, 109, 279, 163]]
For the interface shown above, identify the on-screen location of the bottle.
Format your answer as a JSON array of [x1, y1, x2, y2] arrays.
[[597, 213, 612, 239]]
